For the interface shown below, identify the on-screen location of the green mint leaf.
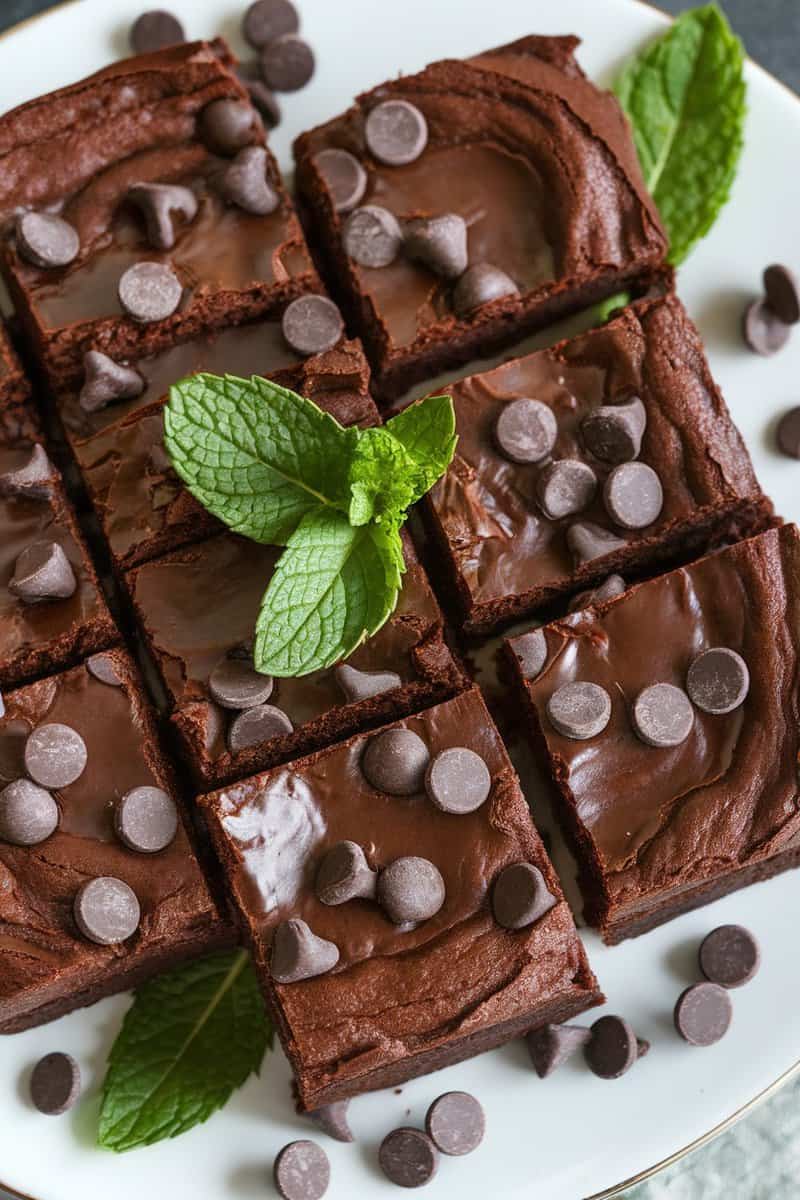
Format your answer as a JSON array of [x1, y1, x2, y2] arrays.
[[347, 427, 417, 526], [594, 291, 631, 323], [384, 394, 458, 503], [615, 2, 746, 265], [97, 949, 270, 1153], [255, 507, 404, 676], [164, 373, 358, 545]]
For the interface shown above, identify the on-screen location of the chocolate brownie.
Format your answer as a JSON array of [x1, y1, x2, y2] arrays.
[[505, 524, 800, 944], [294, 34, 667, 400], [200, 686, 603, 1110], [420, 294, 771, 633], [0, 41, 318, 392], [128, 530, 464, 789], [0, 321, 37, 444], [0, 650, 233, 1033]]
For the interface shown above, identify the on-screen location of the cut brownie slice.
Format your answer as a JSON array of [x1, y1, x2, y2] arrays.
[[0, 320, 37, 444], [200, 686, 603, 1110], [0, 41, 318, 392], [128, 530, 464, 789], [0, 650, 233, 1032], [294, 34, 667, 400], [505, 524, 800, 944], [420, 294, 771, 633]]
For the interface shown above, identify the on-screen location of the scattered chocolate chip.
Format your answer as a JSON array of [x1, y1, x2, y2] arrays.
[[361, 728, 429, 795], [271, 918, 339, 983], [0, 779, 58, 846], [86, 653, 123, 687], [603, 462, 663, 529], [220, 145, 280, 215], [404, 214, 468, 280], [453, 263, 519, 316], [274, 1140, 329, 1200], [334, 663, 402, 702], [378, 856, 445, 924], [0, 443, 54, 497], [581, 398, 646, 464], [130, 9, 184, 53], [425, 747, 491, 815], [585, 1015, 643, 1078], [365, 99, 428, 166], [566, 521, 627, 565], [308, 1100, 353, 1143], [16, 212, 79, 270], [127, 182, 198, 251], [494, 398, 557, 465], [30, 1052, 81, 1116], [699, 924, 760, 989], [316, 840, 377, 905], [73, 876, 141, 945], [237, 68, 281, 127], [546, 682, 611, 740], [243, 0, 298, 48], [425, 1092, 484, 1156], [686, 647, 750, 715], [763, 263, 800, 325], [568, 574, 626, 613], [379, 1127, 439, 1188], [118, 262, 182, 323], [526, 1023, 591, 1078], [79, 350, 145, 414], [282, 295, 344, 356], [10, 542, 77, 603], [513, 629, 547, 681], [536, 459, 597, 521], [227, 703, 293, 753], [674, 982, 732, 1046], [24, 723, 87, 789], [632, 683, 694, 748], [209, 657, 273, 710], [742, 298, 791, 356], [115, 786, 179, 854], [0, 691, 4, 719], [777, 407, 800, 459], [261, 35, 315, 92], [343, 205, 403, 268], [492, 861, 555, 930], [199, 98, 258, 156], [313, 148, 367, 213]]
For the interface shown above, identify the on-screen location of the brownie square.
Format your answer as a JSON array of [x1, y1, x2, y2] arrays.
[[505, 524, 800, 944], [0, 41, 318, 392], [294, 34, 667, 400], [128, 530, 464, 789], [200, 686, 603, 1109], [0, 650, 233, 1033], [421, 294, 771, 633], [0, 321, 37, 444]]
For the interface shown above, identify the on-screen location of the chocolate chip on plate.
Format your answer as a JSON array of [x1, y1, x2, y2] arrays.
[[585, 1015, 644, 1078], [74, 877, 141, 945], [365, 99, 428, 166], [686, 647, 750, 715], [236, 63, 282, 128], [581, 397, 646, 464], [777, 407, 800, 459], [16, 212, 79, 270], [308, 1101, 353, 1143], [566, 521, 627, 565], [537, 459, 597, 520], [243, 0, 299, 48], [315, 840, 377, 905], [86, 652, 123, 687], [209, 656, 273, 710], [742, 298, 791, 356], [0, 443, 53, 497], [220, 145, 280, 215], [115, 786, 179, 854], [334, 663, 402, 702], [699, 924, 760, 989], [199, 98, 258, 156], [361, 728, 430, 795], [0, 779, 58, 846], [546, 682, 612, 740], [403, 214, 468, 280], [632, 682, 694, 748], [568, 574, 626, 613], [271, 918, 339, 984], [492, 861, 555, 930], [494, 397, 558, 465], [453, 263, 519, 316], [127, 182, 198, 251], [79, 350, 145, 414], [274, 1139, 330, 1200], [603, 461, 663, 529], [24, 723, 87, 789], [763, 263, 800, 325], [282, 295, 344, 356], [118, 262, 182, 323], [526, 1022, 591, 1078], [261, 35, 315, 92], [674, 981, 733, 1046], [425, 747, 491, 814], [228, 703, 293, 753], [343, 205, 403, 268], [10, 541, 76, 603], [379, 1127, 439, 1188], [312, 148, 367, 214], [425, 1092, 485, 1156], [512, 629, 547, 681], [378, 856, 445, 924], [130, 9, 185, 53], [30, 1052, 81, 1116]]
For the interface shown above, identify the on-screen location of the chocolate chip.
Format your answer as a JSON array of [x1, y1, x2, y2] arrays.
[[236, 65, 281, 128], [687, 647, 749, 715], [307, 1100, 353, 1143], [777, 407, 800, 459], [568, 574, 626, 613], [127, 181, 198, 252], [361, 728, 429, 795], [86, 653, 123, 687], [79, 350, 145, 414], [425, 748, 491, 815], [10, 542, 77, 603], [425, 1092, 485, 1156], [315, 840, 377, 905], [494, 398, 557, 465], [742, 298, 791, 356], [115, 786, 179, 854], [74, 876, 141, 945], [546, 682, 611, 740], [379, 1128, 439, 1188], [603, 462, 663, 529], [566, 521, 627, 566], [492, 861, 555, 930], [16, 212, 79, 269], [377, 856, 445, 924], [404, 214, 468, 280], [282, 295, 344, 356], [0, 779, 58, 846], [585, 1015, 642, 1078], [243, 0, 298, 48], [343, 205, 403, 268], [25, 723, 87, 789], [130, 10, 184, 53], [526, 1023, 591, 1078], [674, 982, 732, 1046], [313, 148, 367, 213], [118, 262, 182, 323], [453, 263, 519, 316], [334, 663, 402, 702], [365, 99, 428, 166], [199, 98, 259, 156], [632, 683, 694, 748], [512, 629, 547, 681], [220, 145, 280, 216], [30, 1052, 81, 1116], [536, 459, 597, 520], [271, 918, 339, 984], [581, 397, 646, 464], [260, 35, 315, 92], [273, 1139, 330, 1200], [763, 263, 800, 325], [699, 924, 760, 989], [0, 443, 54, 497], [227, 703, 293, 753], [209, 657, 273, 710]]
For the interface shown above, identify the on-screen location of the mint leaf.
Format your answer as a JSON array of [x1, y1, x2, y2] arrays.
[[384, 394, 457, 502], [98, 949, 270, 1153], [255, 507, 403, 676], [164, 373, 358, 545], [615, 3, 746, 265], [347, 427, 417, 526]]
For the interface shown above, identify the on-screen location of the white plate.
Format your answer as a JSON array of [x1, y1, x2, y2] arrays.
[[1, 1, 800, 1198]]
